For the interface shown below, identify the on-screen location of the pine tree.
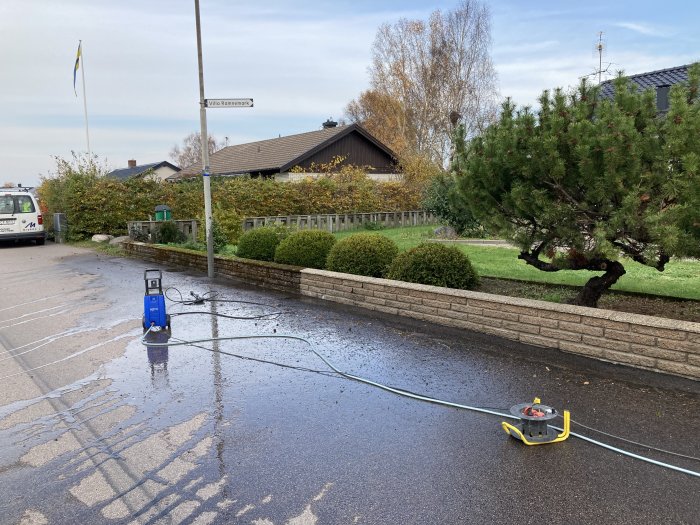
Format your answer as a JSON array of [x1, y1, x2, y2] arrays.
[[452, 64, 700, 307]]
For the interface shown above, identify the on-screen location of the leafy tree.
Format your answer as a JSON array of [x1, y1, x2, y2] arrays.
[[170, 132, 225, 169], [345, 0, 498, 165], [399, 153, 444, 195], [345, 90, 409, 156], [422, 172, 483, 236], [38, 152, 112, 238], [453, 65, 700, 307]]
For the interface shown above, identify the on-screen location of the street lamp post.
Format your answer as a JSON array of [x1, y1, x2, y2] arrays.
[[194, 0, 214, 278]]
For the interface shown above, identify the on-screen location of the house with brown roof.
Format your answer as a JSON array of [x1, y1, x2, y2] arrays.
[[169, 121, 398, 182]]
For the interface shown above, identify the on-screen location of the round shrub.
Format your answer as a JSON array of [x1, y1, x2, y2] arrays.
[[386, 242, 479, 289], [236, 226, 288, 261], [326, 233, 399, 277], [274, 230, 336, 269]]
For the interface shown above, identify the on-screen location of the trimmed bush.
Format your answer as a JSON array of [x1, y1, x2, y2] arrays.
[[326, 233, 399, 277], [274, 230, 336, 269], [386, 242, 479, 289], [236, 226, 288, 261]]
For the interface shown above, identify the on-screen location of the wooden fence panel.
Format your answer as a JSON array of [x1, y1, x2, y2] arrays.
[[242, 211, 436, 233], [127, 220, 198, 241]]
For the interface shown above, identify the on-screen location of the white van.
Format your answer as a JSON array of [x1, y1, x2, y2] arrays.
[[0, 187, 45, 245]]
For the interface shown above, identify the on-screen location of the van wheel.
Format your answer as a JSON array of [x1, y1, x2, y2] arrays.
[[36, 238, 45, 246]]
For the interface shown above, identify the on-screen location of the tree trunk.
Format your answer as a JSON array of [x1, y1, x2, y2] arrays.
[[569, 260, 626, 308]]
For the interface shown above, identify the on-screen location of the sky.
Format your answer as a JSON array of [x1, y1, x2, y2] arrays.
[[1, 0, 699, 186]]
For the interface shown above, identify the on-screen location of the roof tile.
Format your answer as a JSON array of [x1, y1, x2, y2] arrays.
[[176, 125, 355, 178], [599, 64, 689, 98]]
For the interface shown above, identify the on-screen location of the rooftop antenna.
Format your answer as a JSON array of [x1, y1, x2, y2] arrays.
[[596, 32, 604, 84], [580, 31, 612, 84]]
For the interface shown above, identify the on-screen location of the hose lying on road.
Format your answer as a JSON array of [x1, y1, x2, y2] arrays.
[[164, 287, 284, 321], [140, 327, 700, 480]]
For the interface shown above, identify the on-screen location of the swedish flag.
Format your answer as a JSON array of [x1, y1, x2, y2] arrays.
[[73, 41, 82, 96]]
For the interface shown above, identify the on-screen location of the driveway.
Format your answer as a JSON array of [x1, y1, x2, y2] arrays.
[[1, 242, 698, 524]]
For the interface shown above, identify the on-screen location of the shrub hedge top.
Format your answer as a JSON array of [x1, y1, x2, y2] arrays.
[[326, 233, 399, 278], [38, 162, 424, 240], [387, 242, 479, 290], [274, 230, 336, 269], [236, 226, 290, 261]]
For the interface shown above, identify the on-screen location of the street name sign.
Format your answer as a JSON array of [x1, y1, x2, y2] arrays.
[[205, 98, 254, 108]]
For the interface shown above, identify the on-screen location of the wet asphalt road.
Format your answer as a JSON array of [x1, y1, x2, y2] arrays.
[[0, 242, 699, 525]]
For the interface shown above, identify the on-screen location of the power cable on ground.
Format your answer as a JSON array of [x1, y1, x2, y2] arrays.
[[140, 328, 700, 479]]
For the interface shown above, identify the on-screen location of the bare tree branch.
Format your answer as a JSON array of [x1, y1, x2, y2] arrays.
[[346, 0, 498, 165]]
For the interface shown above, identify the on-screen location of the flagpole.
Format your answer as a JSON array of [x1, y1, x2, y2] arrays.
[[79, 40, 91, 158]]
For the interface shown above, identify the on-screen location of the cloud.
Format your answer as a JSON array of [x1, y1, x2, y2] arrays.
[[614, 22, 673, 37], [2, 0, 697, 187]]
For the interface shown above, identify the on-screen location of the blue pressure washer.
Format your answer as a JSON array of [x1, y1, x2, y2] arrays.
[[143, 269, 170, 332]]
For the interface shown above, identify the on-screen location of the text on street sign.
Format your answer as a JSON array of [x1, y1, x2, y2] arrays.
[[205, 98, 254, 108]]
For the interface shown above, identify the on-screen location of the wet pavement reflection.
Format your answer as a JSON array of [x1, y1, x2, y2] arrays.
[[145, 331, 170, 389], [0, 248, 699, 525]]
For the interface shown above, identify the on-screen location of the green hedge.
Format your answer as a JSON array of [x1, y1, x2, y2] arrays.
[[387, 242, 479, 290], [326, 233, 399, 277], [274, 230, 336, 269], [38, 158, 424, 240]]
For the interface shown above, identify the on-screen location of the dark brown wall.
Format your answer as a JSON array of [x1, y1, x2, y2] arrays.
[[296, 132, 397, 172]]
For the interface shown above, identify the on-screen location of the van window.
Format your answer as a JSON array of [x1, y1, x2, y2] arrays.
[[0, 196, 14, 214], [16, 196, 35, 213]]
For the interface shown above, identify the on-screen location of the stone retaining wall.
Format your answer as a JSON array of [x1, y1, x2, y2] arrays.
[[123, 242, 300, 293], [123, 242, 700, 380]]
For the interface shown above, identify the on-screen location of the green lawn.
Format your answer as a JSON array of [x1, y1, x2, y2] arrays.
[[335, 226, 700, 300]]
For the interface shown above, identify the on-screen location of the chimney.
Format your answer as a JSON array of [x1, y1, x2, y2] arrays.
[[322, 118, 337, 129], [128, 159, 137, 168]]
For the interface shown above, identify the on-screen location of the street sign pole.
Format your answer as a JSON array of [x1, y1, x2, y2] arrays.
[[193, 2, 254, 279], [194, 0, 214, 278]]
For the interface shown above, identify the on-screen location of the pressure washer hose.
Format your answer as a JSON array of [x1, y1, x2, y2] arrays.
[[140, 331, 700, 479]]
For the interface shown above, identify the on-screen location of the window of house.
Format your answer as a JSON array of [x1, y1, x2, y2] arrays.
[[656, 85, 671, 112]]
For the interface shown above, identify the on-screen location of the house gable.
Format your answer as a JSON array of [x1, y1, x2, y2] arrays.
[[282, 127, 397, 173], [173, 124, 397, 180], [108, 161, 180, 181]]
